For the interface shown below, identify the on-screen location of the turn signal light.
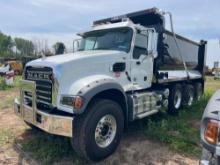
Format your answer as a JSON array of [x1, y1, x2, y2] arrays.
[[73, 96, 83, 109], [204, 120, 219, 145]]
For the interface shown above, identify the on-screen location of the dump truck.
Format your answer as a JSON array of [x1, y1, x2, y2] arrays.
[[14, 8, 207, 161]]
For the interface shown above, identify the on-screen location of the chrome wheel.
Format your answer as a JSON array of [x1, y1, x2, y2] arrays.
[[95, 114, 117, 148], [174, 90, 182, 109]]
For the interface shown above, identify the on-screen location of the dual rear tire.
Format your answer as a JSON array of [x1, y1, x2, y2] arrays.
[[168, 83, 202, 115]]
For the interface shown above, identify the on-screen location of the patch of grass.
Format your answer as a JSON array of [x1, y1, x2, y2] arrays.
[[0, 75, 21, 91], [0, 128, 14, 147], [0, 76, 11, 90], [20, 131, 84, 165], [144, 90, 213, 157], [205, 76, 220, 92]]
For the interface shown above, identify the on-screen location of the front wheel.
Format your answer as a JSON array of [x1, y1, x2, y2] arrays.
[[71, 99, 124, 161]]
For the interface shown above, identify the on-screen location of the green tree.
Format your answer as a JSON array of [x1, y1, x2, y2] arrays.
[[0, 32, 14, 57], [14, 37, 34, 56], [53, 42, 66, 55]]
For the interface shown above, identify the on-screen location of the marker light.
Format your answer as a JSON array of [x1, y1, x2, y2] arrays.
[[204, 120, 219, 145], [73, 96, 84, 109]]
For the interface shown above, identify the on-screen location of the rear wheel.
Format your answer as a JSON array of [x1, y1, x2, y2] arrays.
[[168, 84, 182, 115], [194, 83, 203, 101], [182, 85, 194, 106], [71, 99, 124, 161]]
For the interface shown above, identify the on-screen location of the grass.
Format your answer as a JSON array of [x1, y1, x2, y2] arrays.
[[0, 128, 14, 147], [0, 76, 21, 109], [20, 130, 84, 165], [0, 75, 21, 90], [144, 92, 211, 157]]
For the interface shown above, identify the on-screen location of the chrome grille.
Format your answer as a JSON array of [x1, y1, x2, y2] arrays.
[[24, 66, 53, 111]]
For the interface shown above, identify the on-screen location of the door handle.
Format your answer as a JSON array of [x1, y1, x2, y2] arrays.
[[112, 62, 126, 72]]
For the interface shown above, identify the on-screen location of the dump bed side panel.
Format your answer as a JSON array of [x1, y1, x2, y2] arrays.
[[155, 30, 207, 83], [158, 31, 200, 70]]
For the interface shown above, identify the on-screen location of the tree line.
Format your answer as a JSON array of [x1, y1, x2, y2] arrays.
[[0, 31, 66, 59]]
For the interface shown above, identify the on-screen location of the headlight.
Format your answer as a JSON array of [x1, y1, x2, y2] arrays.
[[204, 120, 219, 145], [60, 95, 84, 110]]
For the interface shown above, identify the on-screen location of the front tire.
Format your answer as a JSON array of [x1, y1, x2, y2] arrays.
[[71, 99, 124, 161], [168, 84, 182, 115]]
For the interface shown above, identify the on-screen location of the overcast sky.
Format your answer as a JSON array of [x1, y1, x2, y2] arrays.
[[0, 0, 219, 67]]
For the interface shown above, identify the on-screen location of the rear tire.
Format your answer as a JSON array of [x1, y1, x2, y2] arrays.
[[182, 85, 194, 106], [168, 84, 182, 115], [194, 83, 203, 101], [71, 99, 124, 161]]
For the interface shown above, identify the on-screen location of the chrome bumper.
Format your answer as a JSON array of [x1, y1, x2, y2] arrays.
[[14, 80, 73, 137]]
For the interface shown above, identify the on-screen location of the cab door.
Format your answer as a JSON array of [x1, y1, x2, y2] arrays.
[[130, 29, 157, 90]]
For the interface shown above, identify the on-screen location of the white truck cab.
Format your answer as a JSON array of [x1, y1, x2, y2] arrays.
[[14, 8, 207, 161]]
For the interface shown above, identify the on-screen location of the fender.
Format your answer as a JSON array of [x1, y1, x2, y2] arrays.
[[75, 78, 129, 122]]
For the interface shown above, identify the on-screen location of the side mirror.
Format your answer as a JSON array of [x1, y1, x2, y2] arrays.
[[73, 39, 81, 52], [147, 29, 158, 58]]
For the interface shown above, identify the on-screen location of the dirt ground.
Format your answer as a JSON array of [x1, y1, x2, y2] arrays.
[[0, 88, 200, 165]]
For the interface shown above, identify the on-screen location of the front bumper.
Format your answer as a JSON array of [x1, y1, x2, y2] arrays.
[[14, 80, 73, 137]]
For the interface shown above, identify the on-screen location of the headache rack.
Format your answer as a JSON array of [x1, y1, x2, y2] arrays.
[[93, 7, 164, 29]]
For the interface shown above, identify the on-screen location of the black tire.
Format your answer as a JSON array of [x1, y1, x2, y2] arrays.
[[182, 85, 194, 106], [71, 99, 124, 161], [194, 83, 203, 101], [168, 84, 182, 115]]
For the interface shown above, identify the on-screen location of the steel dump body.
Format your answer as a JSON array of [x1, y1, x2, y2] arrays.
[[94, 8, 207, 83]]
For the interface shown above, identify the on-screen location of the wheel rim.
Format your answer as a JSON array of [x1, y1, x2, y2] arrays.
[[95, 114, 117, 148], [174, 90, 182, 109]]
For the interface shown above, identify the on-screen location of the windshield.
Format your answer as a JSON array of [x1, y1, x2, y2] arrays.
[[78, 27, 133, 53]]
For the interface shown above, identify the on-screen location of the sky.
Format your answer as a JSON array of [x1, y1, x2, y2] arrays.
[[0, 0, 220, 67]]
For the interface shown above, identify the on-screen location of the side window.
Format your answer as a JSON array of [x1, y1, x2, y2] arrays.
[[133, 33, 148, 59]]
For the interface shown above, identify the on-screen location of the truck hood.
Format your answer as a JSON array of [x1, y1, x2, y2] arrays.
[[27, 50, 125, 68], [202, 89, 220, 121]]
